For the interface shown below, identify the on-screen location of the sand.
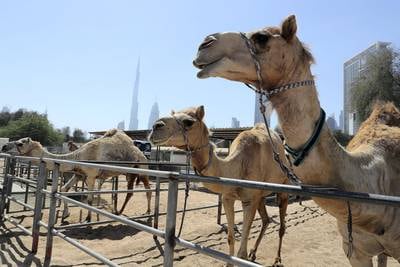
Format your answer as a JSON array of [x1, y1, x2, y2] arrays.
[[0, 179, 398, 267]]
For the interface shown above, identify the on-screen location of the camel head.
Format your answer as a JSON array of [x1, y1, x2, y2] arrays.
[[2, 137, 41, 156], [148, 106, 209, 150], [193, 15, 314, 90], [370, 102, 400, 127], [1, 141, 17, 154]]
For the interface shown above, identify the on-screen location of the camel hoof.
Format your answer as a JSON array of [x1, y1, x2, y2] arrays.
[[248, 249, 257, 262], [272, 257, 283, 267]]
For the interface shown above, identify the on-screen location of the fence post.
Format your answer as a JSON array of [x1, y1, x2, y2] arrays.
[[217, 194, 222, 225], [153, 177, 161, 229], [44, 163, 60, 266], [31, 161, 47, 254], [153, 177, 164, 255], [163, 178, 179, 267], [5, 158, 16, 213], [24, 161, 32, 210], [0, 157, 11, 220]]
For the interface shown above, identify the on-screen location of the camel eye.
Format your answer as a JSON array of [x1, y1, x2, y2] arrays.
[[251, 32, 270, 48], [182, 119, 195, 128]]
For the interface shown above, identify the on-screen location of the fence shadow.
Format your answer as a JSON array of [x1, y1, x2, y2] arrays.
[[61, 218, 152, 241], [0, 225, 42, 266]]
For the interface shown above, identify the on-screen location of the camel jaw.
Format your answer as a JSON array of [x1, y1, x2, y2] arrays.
[[148, 136, 171, 146], [193, 57, 225, 79]]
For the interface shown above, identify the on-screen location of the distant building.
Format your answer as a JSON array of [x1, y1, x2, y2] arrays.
[[326, 114, 338, 131], [343, 42, 390, 135], [339, 110, 344, 132], [129, 58, 140, 130], [148, 102, 160, 129], [254, 93, 272, 125], [117, 121, 125, 130], [231, 117, 240, 128]]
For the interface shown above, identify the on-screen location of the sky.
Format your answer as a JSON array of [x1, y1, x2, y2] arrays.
[[1, 0, 399, 133]]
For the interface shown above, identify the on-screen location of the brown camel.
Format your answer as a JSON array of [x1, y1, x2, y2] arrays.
[[193, 15, 400, 266], [67, 141, 79, 152], [149, 105, 289, 265], [2, 129, 152, 221]]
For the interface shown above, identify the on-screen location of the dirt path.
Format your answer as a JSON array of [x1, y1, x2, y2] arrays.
[[0, 181, 397, 266]]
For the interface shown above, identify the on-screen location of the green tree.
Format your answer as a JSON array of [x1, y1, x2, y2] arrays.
[[0, 106, 12, 127], [351, 47, 400, 124], [0, 113, 63, 146], [72, 128, 87, 143], [61, 126, 71, 142]]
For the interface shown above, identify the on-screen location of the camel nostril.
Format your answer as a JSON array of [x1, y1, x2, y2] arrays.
[[199, 37, 216, 50]]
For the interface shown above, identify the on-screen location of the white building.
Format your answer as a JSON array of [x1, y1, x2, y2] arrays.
[[343, 42, 390, 135]]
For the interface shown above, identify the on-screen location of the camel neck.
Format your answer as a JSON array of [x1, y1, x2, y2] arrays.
[[29, 143, 78, 161], [190, 144, 215, 175]]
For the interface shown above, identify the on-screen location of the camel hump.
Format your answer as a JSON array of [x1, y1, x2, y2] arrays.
[[253, 123, 267, 131], [103, 129, 119, 138]]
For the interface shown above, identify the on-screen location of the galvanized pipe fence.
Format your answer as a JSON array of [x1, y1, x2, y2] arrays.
[[1, 153, 400, 267]]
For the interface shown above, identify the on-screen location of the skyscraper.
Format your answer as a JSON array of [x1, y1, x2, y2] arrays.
[[129, 59, 140, 130], [254, 92, 272, 125], [326, 113, 338, 131], [339, 110, 344, 132], [231, 117, 240, 128], [148, 101, 160, 129], [343, 42, 390, 135], [117, 121, 125, 130]]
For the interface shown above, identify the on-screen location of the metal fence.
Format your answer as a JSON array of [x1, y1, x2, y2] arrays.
[[1, 153, 400, 267]]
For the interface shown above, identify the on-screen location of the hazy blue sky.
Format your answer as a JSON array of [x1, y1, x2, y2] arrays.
[[1, 0, 399, 132]]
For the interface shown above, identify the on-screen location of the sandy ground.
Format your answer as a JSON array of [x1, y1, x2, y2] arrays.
[[0, 179, 398, 267]]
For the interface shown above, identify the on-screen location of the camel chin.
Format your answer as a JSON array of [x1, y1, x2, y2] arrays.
[[195, 57, 228, 79]]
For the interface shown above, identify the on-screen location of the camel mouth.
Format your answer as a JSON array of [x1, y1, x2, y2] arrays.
[[193, 58, 221, 69], [149, 136, 171, 146], [193, 58, 223, 78]]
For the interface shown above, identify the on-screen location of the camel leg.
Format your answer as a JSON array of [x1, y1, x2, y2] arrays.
[[377, 254, 387, 267], [222, 196, 235, 267], [141, 176, 152, 214], [60, 174, 79, 220], [342, 241, 373, 267], [117, 174, 136, 215], [273, 193, 288, 266], [237, 198, 258, 260], [248, 199, 270, 262], [84, 177, 96, 222]]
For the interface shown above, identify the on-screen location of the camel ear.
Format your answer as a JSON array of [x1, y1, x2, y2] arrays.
[[27, 137, 32, 143], [196, 105, 205, 120], [281, 15, 297, 42]]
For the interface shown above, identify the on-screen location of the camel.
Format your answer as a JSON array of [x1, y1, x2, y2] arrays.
[[193, 15, 400, 266], [67, 141, 79, 152], [149, 105, 289, 265], [2, 129, 152, 221]]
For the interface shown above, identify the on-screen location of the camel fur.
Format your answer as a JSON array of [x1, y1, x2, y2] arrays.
[[193, 15, 400, 266], [2, 129, 151, 222], [149, 105, 289, 265]]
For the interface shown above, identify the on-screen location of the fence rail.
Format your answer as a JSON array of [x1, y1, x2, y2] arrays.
[[0, 153, 400, 267]]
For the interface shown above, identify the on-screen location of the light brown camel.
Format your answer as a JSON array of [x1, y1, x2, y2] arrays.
[[193, 15, 400, 266], [149, 105, 289, 264], [2, 129, 152, 221]]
